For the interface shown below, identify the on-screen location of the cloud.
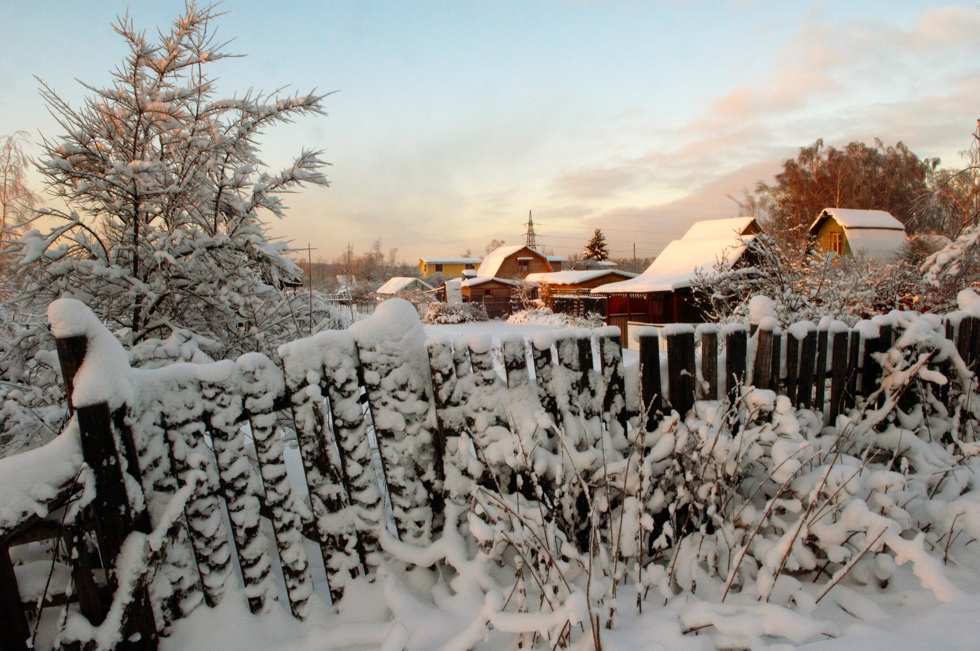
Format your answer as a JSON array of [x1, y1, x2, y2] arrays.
[[550, 163, 647, 200], [544, 4, 980, 233]]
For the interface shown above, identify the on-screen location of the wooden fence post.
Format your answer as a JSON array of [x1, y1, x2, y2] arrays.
[[753, 324, 774, 391], [861, 325, 882, 400], [828, 329, 850, 421], [598, 329, 629, 446], [725, 326, 747, 403], [665, 327, 696, 416], [845, 329, 861, 411], [531, 335, 560, 431], [502, 335, 530, 389], [797, 330, 817, 409], [0, 541, 30, 650], [55, 334, 158, 648], [637, 330, 663, 422]]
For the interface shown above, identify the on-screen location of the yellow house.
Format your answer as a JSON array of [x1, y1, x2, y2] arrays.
[[418, 257, 482, 278], [808, 208, 906, 262]]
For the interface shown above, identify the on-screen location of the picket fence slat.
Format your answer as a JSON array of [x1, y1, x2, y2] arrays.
[[205, 377, 278, 614], [638, 331, 663, 418]]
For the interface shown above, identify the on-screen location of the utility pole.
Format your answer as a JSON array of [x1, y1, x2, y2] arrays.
[[524, 210, 537, 249], [294, 243, 318, 334]]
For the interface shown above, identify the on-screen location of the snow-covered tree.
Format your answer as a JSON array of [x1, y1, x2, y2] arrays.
[[13, 3, 336, 358], [0, 132, 39, 258], [920, 125, 980, 295], [583, 228, 609, 261]]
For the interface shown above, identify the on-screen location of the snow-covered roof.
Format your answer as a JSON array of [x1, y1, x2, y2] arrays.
[[681, 216, 757, 240], [592, 216, 758, 294], [375, 276, 434, 294], [476, 245, 550, 278], [810, 208, 904, 232], [460, 276, 520, 288], [526, 269, 637, 285], [419, 257, 482, 265], [594, 236, 753, 293], [810, 209, 907, 261]]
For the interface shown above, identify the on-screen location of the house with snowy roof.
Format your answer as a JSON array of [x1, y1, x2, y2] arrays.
[[375, 276, 435, 296], [418, 257, 482, 278], [460, 245, 554, 317], [592, 216, 761, 336], [526, 269, 637, 306], [808, 208, 907, 262]]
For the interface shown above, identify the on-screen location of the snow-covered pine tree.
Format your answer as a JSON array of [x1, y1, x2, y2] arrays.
[[14, 3, 331, 359], [583, 228, 609, 261]]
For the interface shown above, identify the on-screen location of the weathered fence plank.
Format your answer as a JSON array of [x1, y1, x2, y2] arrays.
[[56, 333, 158, 648], [725, 327, 748, 402], [240, 355, 314, 620], [666, 328, 696, 416], [829, 330, 850, 421], [753, 325, 774, 391], [598, 328, 629, 450], [797, 329, 817, 409], [203, 374, 277, 613], [638, 330, 663, 419]]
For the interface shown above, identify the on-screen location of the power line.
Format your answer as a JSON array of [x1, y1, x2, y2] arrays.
[[534, 221, 678, 236]]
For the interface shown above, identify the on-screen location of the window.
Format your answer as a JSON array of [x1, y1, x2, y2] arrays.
[[435, 263, 444, 272], [830, 232, 844, 255], [518, 257, 531, 272]]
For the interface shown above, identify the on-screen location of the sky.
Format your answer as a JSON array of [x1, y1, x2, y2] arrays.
[[1, 1, 978, 264]]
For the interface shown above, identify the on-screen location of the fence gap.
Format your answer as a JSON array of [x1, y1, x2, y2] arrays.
[[700, 328, 718, 401]]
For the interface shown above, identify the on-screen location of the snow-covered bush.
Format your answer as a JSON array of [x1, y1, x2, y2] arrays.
[[693, 234, 928, 326], [423, 301, 489, 324], [507, 307, 604, 328]]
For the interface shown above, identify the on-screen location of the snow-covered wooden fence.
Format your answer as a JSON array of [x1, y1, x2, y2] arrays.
[[2, 299, 978, 649]]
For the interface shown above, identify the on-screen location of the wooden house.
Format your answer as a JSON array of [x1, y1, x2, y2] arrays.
[[526, 269, 637, 307], [808, 208, 906, 262], [418, 257, 482, 278], [460, 245, 554, 317], [593, 216, 761, 337]]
